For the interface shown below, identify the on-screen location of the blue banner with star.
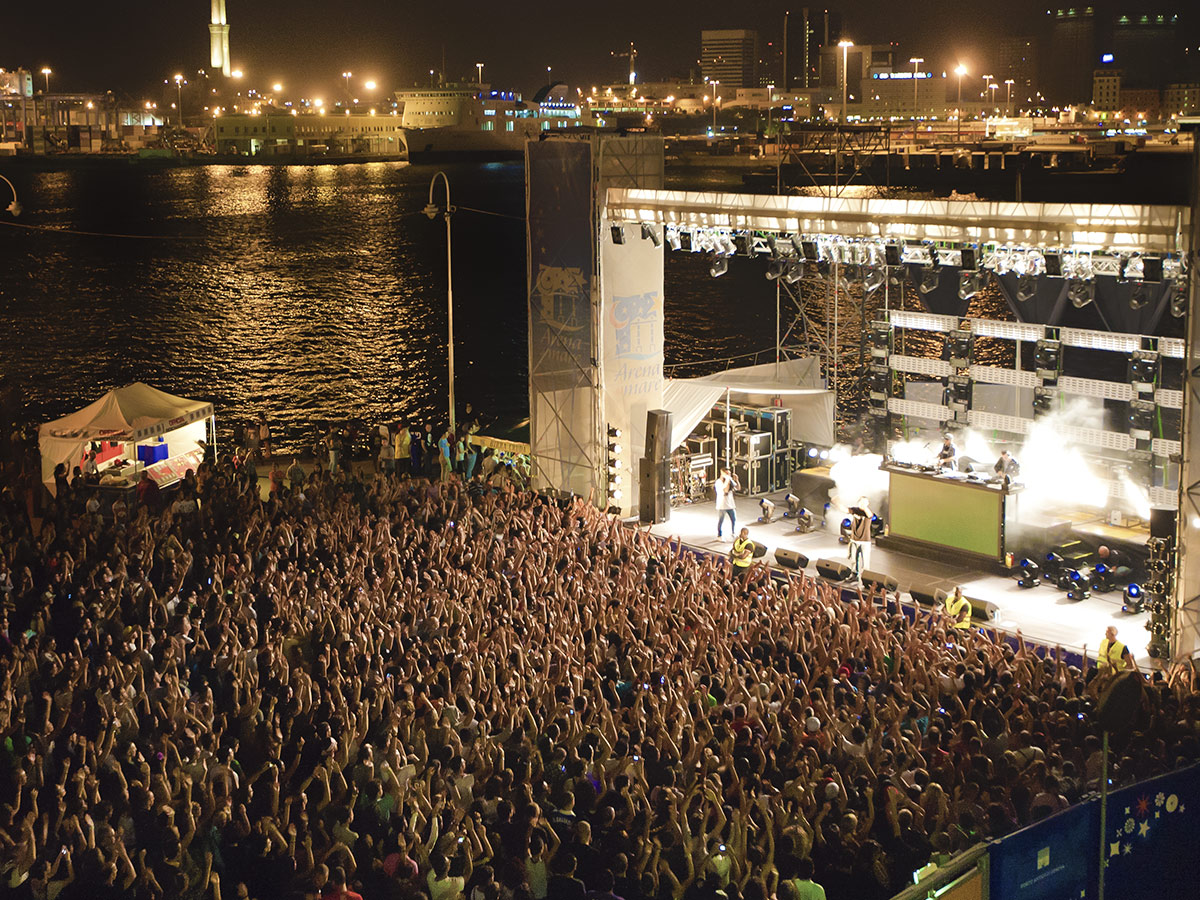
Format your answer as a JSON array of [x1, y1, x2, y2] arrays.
[[1101, 763, 1200, 898], [988, 762, 1200, 900]]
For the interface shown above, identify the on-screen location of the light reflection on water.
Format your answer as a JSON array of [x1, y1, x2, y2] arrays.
[[0, 160, 1006, 450]]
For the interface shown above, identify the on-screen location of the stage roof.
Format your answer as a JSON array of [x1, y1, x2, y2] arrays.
[[604, 190, 1190, 255]]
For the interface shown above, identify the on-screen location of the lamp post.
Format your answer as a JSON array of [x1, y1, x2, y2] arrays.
[[1004, 78, 1015, 115], [711, 80, 719, 132], [424, 172, 457, 434], [0, 173, 21, 217], [954, 63, 967, 142], [429, 69, 435, 89], [40, 67, 51, 93], [838, 40, 854, 123], [476, 62, 484, 86], [174, 74, 184, 126], [983, 75, 996, 117], [342, 71, 352, 105], [909, 57, 924, 120]]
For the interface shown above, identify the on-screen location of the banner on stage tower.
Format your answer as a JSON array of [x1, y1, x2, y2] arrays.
[[600, 222, 665, 512]]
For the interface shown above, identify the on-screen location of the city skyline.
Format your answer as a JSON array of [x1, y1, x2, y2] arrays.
[[6, 0, 1186, 99]]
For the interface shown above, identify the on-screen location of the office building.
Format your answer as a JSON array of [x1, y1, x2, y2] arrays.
[[1092, 68, 1121, 110], [997, 36, 1039, 105], [1044, 7, 1098, 104], [1111, 12, 1181, 88], [1164, 82, 1200, 116], [700, 30, 759, 89]]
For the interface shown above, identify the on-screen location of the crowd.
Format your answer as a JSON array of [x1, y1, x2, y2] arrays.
[[0, 446, 1199, 900]]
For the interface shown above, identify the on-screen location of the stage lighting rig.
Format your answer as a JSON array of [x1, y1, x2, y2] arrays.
[[869, 323, 891, 360], [1128, 400, 1154, 441], [1128, 351, 1159, 393], [783, 493, 802, 515], [1034, 339, 1060, 382], [1016, 273, 1038, 303], [839, 517, 851, 543], [766, 258, 787, 280], [943, 329, 974, 367], [1015, 558, 1040, 589], [678, 229, 693, 251], [1063, 569, 1091, 600], [640, 224, 661, 247], [759, 497, 776, 523], [1042, 552, 1064, 582], [944, 377, 972, 416], [733, 232, 753, 256], [958, 269, 986, 300], [1033, 387, 1056, 417], [1122, 583, 1144, 613], [1044, 250, 1063, 277], [665, 224, 682, 251], [1068, 278, 1094, 308], [1091, 563, 1114, 593], [1171, 274, 1188, 318]]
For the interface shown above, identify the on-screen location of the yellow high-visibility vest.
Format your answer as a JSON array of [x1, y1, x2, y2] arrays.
[[732, 537, 753, 568], [1098, 638, 1127, 670], [946, 594, 972, 629]]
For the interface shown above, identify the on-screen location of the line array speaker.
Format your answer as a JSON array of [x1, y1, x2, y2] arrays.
[[645, 409, 673, 462]]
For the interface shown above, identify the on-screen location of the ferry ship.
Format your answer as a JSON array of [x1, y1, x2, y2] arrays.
[[396, 84, 591, 161]]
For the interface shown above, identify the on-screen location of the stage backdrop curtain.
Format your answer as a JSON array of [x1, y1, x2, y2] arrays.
[[664, 358, 836, 449]]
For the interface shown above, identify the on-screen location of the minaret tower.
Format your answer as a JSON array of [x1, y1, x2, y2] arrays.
[[209, 0, 231, 78]]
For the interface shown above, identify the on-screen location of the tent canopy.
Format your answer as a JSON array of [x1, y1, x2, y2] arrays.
[[664, 358, 836, 450], [38, 383, 213, 488]]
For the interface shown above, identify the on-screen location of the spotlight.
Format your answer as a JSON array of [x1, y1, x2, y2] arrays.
[[679, 229, 693, 251], [784, 493, 801, 515], [839, 517, 851, 543], [1123, 253, 1144, 280], [759, 497, 776, 523], [766, 258, 787, 280], [784, 260, 804, 283], [733, 233, 753, 256], [960, 245, 978, 271], [607, 426, 622, 439], [794, 508, 816, 533], [1033, 387, 1056, 416], [665, 225, 682, 251], [1171, 276, 1187, 318], [919, 267, 941, 294], [611, 224, 625, 244], [801, 239, 820, 262], [640, 224, 661, 247], [1044, 251, 1062, 277], [863, 265, 885, 292], [1068, 279, 1094, 308], [1015, 558, 1040, 589], [958, 270, 986, 300], [1016, 273, 1038, 303], [709, 254, 728, 278], [1122, 582, 1144, 613], [1034, 339, 1060, 380], [807, 447, 819, 458], [1091, 563, 1114, 593], [1129, 281, 1151, 310], [1042, 551, 1064, 581], [819, 450, 829, 460]]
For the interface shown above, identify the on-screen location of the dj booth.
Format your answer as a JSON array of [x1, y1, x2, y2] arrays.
[[884, 464, 1018, 564]]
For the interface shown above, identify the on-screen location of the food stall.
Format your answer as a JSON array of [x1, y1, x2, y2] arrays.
[[38, 383, 214, 503]]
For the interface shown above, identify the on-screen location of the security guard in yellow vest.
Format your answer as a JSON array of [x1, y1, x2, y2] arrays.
[[1098, 625, 1137, 672], [944, 586, 973, 630], [731, 528, 754, 582]]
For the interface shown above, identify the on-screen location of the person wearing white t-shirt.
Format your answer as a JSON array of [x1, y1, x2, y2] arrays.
[[715, 467, 740, 540]]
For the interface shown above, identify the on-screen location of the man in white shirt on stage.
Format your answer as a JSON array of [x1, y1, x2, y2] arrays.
[[715, 467, 740, 541]]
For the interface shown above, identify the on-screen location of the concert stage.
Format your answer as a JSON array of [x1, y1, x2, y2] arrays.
[[647, 493, 1153, 667]]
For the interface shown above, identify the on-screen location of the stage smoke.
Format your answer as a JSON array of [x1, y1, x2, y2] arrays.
[[826, 445, 888, 530], [1117, 469, 1152, 519], [1016, 397, 1110, 517]]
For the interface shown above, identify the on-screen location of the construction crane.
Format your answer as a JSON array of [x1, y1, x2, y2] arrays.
[[611, 42, 637, 86]]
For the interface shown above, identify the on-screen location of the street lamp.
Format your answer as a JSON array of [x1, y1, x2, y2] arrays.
[[0, 174, 21, 217], [476, 62, 484, 86], [40, 67, 51, 93], [839, 40, 854, 123], [424, 171, 457, 434], [1004, 78, 1015, 114], [429, 69, 435, 88], [909, 57, 924, 118], [982, 75, 995, 117], [954, 63, 968, 142], [364, 80, 377, 92], [172, 74, 183, 127], [342, 71, 352, 104]]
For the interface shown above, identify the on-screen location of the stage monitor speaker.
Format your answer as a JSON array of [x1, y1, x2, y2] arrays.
[[815, 558, 854, 582], [1150, 508, 1177, 539], [645, 409, 673, 461], [751, 541, 768, 559], [638, 458, 671, 524], [1097, 671, 1143, 732], [774, 548, 809, 570], [968, 598, 1000, 622], [909, 584, 948, 607], [861, 570, 899, 593]]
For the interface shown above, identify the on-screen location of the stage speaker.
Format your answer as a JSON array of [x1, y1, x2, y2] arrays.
[[645, 409, 673, 462], [751, 541, 768, 559], [638, 458, 671, 524], [861, 570, 899, 593], [909, 584, 948, 607], [1097, 670, 1143, 733], [815, 558, 854, 582], [774, 548, 809, 570], [1150, 508, 1177, 539], [968, 598, 1000, 622]]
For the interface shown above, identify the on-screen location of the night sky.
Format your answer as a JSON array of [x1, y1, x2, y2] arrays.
[[0, 1, 1186, 99]]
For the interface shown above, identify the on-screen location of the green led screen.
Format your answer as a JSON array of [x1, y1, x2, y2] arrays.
[[888, 471, 1002, 559]]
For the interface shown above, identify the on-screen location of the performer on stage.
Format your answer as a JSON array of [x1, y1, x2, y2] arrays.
[[994, 450, 1020, 479], [715, 467, 740, 540], [937, 434, 957, 470], [847, 499, 873, 577]]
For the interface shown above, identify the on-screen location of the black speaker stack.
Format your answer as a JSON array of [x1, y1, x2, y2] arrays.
[[639, 410, 673, 525]]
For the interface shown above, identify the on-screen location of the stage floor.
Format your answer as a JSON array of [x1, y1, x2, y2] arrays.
[[650, 495, 1153, 668]]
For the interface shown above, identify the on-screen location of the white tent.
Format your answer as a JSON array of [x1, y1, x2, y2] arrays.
[[38, 383, 213, 493], [663, 358, 836, 450]]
